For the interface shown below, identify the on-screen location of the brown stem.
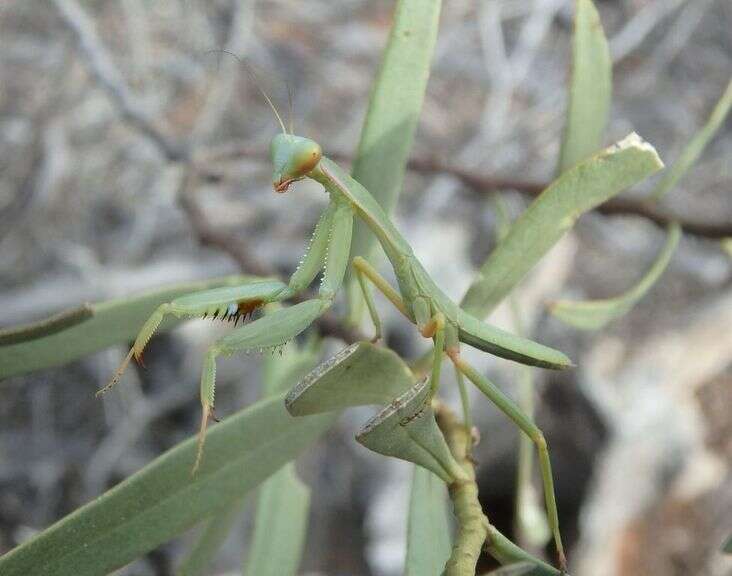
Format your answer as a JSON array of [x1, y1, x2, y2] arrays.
[[435, 402, 489, 575], [435, 402, 564, 575], [197, 145, 732, 241]]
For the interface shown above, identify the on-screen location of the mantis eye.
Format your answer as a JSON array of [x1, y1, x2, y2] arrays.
[[293, 144, 321, 175]]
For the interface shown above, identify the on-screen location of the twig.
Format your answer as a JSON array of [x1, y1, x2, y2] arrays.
[[197, 144, 732, 240], [435, 401, 562, 575], [51, 0, 186, 161], [436, 401, 489, 575]]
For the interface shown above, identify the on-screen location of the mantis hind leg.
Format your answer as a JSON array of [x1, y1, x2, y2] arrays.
[[448, 350, 567, 573]]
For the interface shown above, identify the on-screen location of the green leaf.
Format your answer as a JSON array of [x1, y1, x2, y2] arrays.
[[0, 393, 335, 576], [0, 275, 261, 379], [482, 562, 538, 576], [723, 534, 732, 554], [356, 378, 463, 482], [558, 0, 612, 173], [176, 502, 244, 576], [241, 335, 318, 576], [461, 133, 664, 319], [176, 335, 320, 576], [549, 222, 681, 330], [285, 341, 415, 416], [243, 464, 310, 576], [722, 238, 732, 258], [405, 466, 451, 576], [347, 0, 442, 319], [652, 78, 732, 201], [485, 526, 562, 576]]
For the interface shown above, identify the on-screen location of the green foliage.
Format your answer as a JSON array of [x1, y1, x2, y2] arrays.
[[0, 394, 335, 576], [176, 503, 243, 576], [243, 465, 310, 576], [405, 467, 452, 576], [651, 78, 732, 201], [549, 223, 681, 329], [346, 0, 442, 319], [558, 0, 612, 173], [286, 341, 415, 415], [723, 534, 732, 554], [356, 378, 464, 482], [0, 275, 258, 379], [461, 134, 664, 318], [242, 337, 320, 576], [4, 0, 722, 574]]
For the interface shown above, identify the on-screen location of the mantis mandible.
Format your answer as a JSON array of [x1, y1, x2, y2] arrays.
[[102, 110, 572, 570]]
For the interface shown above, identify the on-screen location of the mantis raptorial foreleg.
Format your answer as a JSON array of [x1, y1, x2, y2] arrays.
[[193, 298, 326, 473], [448, 350, 566, 572], [97, 280, 288, 395]]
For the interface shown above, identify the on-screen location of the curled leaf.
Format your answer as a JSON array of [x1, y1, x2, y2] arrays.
[[356, 378, 464, 483], [652, 78, 732, 201], [285, 341, 414, 415], [549, 222, 681, 330]]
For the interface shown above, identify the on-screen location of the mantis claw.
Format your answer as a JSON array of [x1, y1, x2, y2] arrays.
[[192, 404, 212, 476], [97, 348, 135, 397]]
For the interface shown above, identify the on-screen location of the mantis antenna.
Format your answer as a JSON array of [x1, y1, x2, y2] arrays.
[[202, 49, 288, 135], [286, 81, 295, 134]]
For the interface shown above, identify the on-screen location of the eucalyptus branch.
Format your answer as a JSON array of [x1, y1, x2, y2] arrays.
[[436, 402, 488, 575], [436, 402, 563, 576]]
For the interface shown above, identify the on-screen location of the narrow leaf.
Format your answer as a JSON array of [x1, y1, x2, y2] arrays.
[[461, 133, 664, 318], [405, 466, 451, 576], [485, 526, 562, 576], [482, 562, 537, 576], [176, 335, 320, 576], [558, 0, 612, 173], [243, 464, 310, 576], [723, 534, 732, 554], [722, 238, 732, 258], [347, 0, 442, 319], [176, 502, 243, 576], [356, 378, 463, 482], [652, 78, 732, 201], [549, 222, 681, 330], [242, 336, 319, 576], [0, 394, 335, 576], [483, 562, 536, 576], [0, 275, 260, 379], [286, 341, 415, 416]]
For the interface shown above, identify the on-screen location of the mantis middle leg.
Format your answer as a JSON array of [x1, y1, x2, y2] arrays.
[[351, 256, 446, 399]]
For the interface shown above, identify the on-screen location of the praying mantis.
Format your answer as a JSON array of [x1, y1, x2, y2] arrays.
[[103, 113, 578, 569]]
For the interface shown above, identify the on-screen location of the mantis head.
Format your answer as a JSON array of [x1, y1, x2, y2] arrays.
[[270, 133, 322, 193]]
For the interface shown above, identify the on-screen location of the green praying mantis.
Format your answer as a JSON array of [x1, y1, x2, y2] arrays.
[[100, 100, 595, 570]]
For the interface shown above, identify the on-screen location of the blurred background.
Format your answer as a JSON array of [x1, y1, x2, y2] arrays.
[[0, 0, 730, 575]]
